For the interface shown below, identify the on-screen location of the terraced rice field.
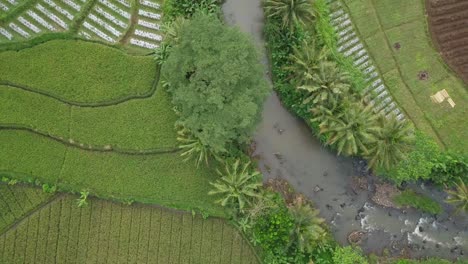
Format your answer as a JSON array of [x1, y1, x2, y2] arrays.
[[333, 0, 468, 152], [0, 184, 259, 264], [0, 39, 223, 216], [0, 0, 163, 51], [427, 0, 468, 84], [0, 184, 54, 234]]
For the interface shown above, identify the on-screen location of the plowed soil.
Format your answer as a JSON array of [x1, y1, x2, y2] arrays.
[[426, 0, 468, 84]]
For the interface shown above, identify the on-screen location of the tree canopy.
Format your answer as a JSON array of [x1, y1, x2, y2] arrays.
[[162, 13, 270, 153]]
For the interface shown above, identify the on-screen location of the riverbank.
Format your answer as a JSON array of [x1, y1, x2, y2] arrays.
[[222, 0, 467, 260]]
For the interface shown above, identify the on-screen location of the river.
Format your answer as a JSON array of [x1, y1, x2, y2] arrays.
[[222, 0, 467, 260]]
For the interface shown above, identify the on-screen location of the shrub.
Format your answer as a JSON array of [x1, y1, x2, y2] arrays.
[[162, 13, 270, 153], [332, 246, 369, 264]]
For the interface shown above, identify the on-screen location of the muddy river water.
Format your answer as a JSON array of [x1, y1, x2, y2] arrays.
[[222, 0, 467, 260]]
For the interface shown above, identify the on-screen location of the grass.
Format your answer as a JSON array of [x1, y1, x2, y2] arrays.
[[0, 40, 156, 104], [0, 183, 53, 233], [343, 0, 468, 153], [0, 190, 259, 264], [0, 38, 221, 216], [0, 129, 224, 216], [393, 189, 442, 215], [0, 83, 179, 150]]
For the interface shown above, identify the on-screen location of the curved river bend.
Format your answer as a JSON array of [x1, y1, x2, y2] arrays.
[[222, 0, 467, 260]]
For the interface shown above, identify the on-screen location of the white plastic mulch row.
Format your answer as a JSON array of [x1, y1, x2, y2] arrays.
[[27, 10, 56, 31], [129, 38, 158, 49], [18, 16, 41, 33], [140, 0, 160, 9], [62, 0, 80, 11], [327, 0, 405, 121], [98, 0, 130, 19], [0, 27, 13, 40], [82, 21, 114, 42], [36, 3, 69, 29], [43, 0, 75, 20], [137, 19, 159, 30], [0, 2, 8, 11], [9, 22, 30, 37], [94, 6, 128, 28], [138, 9, 161, 20], [87, 13, 122, 37]]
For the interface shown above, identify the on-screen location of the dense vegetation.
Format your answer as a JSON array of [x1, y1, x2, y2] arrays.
[[162, 12, 269, 155]]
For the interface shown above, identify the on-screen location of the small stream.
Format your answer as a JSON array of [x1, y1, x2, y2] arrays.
[[222, 0, 467, 260]]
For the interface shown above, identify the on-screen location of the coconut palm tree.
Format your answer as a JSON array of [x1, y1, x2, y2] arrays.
[[263, 0, 317, 31], [286, 39, 329, 85], [365, 115, 414, 170], [209, 160, 262, 213], [288, 202, 325, 253], [177, 127, 220, 168], [319, 101, 379, 156], [162, 16, 188, 45], [298, 60, 350, 107], [446, 179, 468, 214]]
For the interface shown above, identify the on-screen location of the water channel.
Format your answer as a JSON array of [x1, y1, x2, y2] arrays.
[[222, 0, 467, 260]]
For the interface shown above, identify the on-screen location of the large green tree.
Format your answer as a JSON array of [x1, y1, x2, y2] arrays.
[[162, 13, 270, 153]]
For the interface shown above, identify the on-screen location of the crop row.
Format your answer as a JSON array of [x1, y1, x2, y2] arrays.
[[0, 194, 258, 264], [0, 183, 53, 234]]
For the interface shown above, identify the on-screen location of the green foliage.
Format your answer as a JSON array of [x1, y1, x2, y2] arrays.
[[76, 190, 90, 207], [209, 160, 262, 213], [0, 40, 155, 104], [164, 0, 221, 19], [431, 152, 468, 185], [252, 206, 295, 263], [42, 183, 57, 194], [393, 189, 442, 215], [263, 0, 317, 31], [332, 246, 369, 264], [162, 13, 270, 153], [384, 131, 440, 185], [154, 42, 171, 65], [446, 179, 468, 214]]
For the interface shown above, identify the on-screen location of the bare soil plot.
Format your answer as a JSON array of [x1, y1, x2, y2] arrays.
[[426, 0, 468, 85]]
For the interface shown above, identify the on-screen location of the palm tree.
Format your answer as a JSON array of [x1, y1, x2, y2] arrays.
[[264, 0, 317, 31], [285, 39, 329, 85], [162, 16, 188, 45], [446, 179, 468, 214], [76, 190, 89, 208], [208, 160, 262, 213], [365, 115, 414, 170], [319, 101, 379, 156], [177, 127, 220, 168], [298, 60, 350, 107], [288, 202, 325, 253]]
